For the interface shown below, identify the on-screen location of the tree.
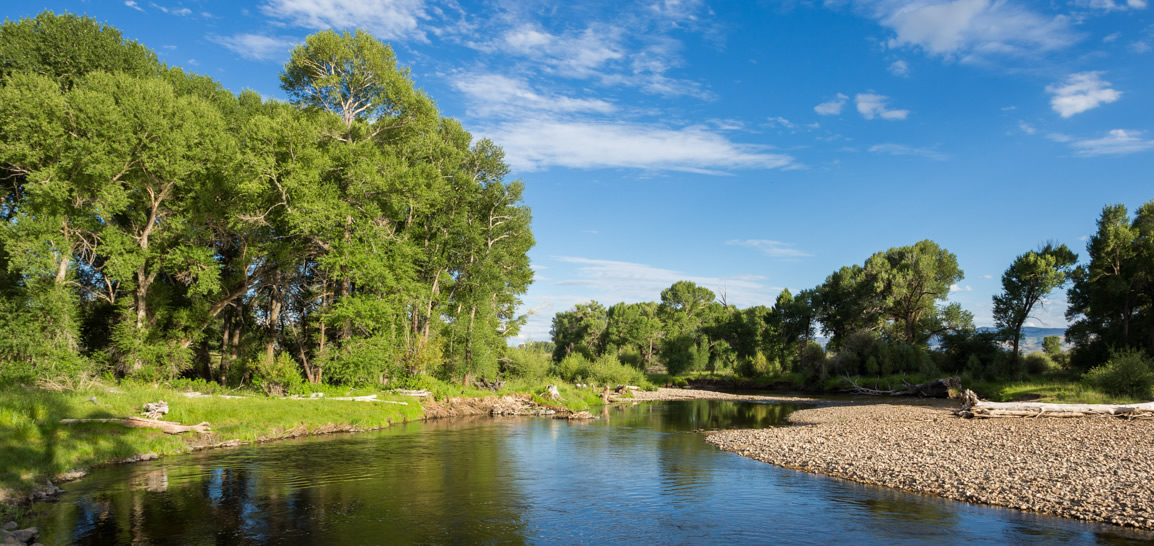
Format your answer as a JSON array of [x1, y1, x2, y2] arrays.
[[550, 302, 608, 362], [865, 240, 967, 345], [992, 243, 1077, 369], [0, 11, 158, 88], [814, 264, 883, 349], [1066, 201, 1154, 370]]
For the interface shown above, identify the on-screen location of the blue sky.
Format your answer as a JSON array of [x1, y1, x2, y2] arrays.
[[6, 0, 1154, 342]]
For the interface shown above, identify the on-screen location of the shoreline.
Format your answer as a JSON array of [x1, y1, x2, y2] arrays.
[[705, 403, 1154, 531]]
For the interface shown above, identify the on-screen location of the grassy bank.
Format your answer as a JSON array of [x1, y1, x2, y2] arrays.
[[0, 378, 606, 516]]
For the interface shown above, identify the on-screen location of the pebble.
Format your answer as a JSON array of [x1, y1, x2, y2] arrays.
[[705, 403, 1154, 530]]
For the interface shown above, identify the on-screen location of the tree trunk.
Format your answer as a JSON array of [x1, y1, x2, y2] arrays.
[[956, 389, 1154, 418], [60, 417, 212, 434]]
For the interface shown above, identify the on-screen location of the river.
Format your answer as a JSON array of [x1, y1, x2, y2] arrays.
[[28, 400, 1154, 544]]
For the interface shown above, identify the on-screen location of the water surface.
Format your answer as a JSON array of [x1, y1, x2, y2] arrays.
[[30, 400, 1154, 544]]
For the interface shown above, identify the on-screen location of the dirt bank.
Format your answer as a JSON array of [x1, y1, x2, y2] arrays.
[[705, 403, 1154, 530]]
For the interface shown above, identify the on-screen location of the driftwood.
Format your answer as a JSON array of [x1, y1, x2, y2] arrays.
[[842, 376, 961, 398], [474, 378, 506, 391], [60, 417, 211, 434], [393, 389, 431, 397], [544, 384, 563, 402], [142, 401, 169, 419], [289, 394, 408, 405], [956, 389, 1154, 418]]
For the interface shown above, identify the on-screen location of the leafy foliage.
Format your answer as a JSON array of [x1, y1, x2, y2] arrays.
[[1083, 348, 1154, 399]]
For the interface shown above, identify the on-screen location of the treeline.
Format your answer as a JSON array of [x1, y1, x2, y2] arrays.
[[552, 204, 1154, 393], [0, 13, 533, 389]]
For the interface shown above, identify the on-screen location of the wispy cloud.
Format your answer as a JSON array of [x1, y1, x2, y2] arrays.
[[725, 240, 811, 259], [1069, 129, 1154, 156], [553, 256, 782, 306], [1075, 0, 1148, 11], [452, 73, 615, 117], [261, 0, 431, 42], [767, 116, 795, 129], [950, 284, 974, 292], [125, 1, 144, 12], [480, 119, 798, 173], [1018, 121, 1038, 135], [852, 0, 1078, 61], [856, 93, 909, 120], [209, 33, 298, 62], [1046, 71, 1121, 118], [814, 93, 849, 115], [869, 143, 948, 160], [888, 59, 910, 77]]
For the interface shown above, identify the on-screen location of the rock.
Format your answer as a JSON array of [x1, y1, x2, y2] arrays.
[[10, 528, 36, 543], [55, 470, 87, 482], [1, 523, 14, 531]]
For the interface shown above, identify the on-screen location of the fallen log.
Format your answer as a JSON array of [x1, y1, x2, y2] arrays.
[[842, 376, 961, 398], [955, 389, 1154, 418], [60, 417, 211, 434]]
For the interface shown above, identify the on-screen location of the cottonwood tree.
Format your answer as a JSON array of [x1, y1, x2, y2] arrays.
[[1066, 201, 1154, 369], [992, 243, 1077, 369]]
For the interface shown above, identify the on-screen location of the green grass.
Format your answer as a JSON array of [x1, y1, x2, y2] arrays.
[[967, 378, 1142, 404], [0, 376, 618, 508]]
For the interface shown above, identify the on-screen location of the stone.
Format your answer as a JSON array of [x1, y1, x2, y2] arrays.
[[1, 523, 14, 531], [10, 528, 36, 543]]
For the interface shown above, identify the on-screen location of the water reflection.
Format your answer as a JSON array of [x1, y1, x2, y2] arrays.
[[30, 400, 1154, 544]]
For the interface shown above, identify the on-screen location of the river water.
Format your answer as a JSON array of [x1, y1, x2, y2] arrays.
[[28, 400, 1154, 544]]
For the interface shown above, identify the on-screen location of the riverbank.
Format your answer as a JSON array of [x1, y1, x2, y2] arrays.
[[0, 380, 603, 519], [705, 403, 1154, 530]]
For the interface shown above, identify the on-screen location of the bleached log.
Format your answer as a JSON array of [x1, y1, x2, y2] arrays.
[[956, 389, 1154, 418], [60, 417, 211, 434]]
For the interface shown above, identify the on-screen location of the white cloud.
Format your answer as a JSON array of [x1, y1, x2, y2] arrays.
[[1018, 121, 1038, 135], [452, 73, 615, 117], [856, 93, 909, 120], [869, 143, 948, 159], [983, 274, 994, 279], [150, 3, 192, 16], [1047, 132, 1074, 143], [261, 0, 430, 42], [814, 93, 849, 115], [1076, 0, 1147, 10], [1069, 129, 1154, 156], [1132, 41, 1152, 53], [553, 256, 782, 306], [950, 284, 974, 292], [858, 0, 1077, 60], [1046, 72, 1121, 118], [1103, 32, 1121, 43], [125, 1, 144, 11], [767, 116, 795, 128], [725, 240, 811, 258], [888, 59, 910, 77], [481, 119, 798, 173], [209, 33, 298, 62]]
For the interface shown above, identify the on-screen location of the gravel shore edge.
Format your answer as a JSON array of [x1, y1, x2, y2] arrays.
[[703, 402, 1154, 530]]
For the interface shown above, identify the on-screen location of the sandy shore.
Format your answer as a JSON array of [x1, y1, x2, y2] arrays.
[[705, 403, 1154, 530]]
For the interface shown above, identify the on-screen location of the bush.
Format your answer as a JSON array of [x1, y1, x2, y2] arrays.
[[589, 354, 647, 386], [555, 353, 592, 382], [736, 351, 780, 378], [1022, 353, 1058, 376], [251, 352, 305, 396], [799, 342, 828, 385], [321, 335, 400, 387], [501, 346, 553, 381], [1083, 348, 1154, 399]]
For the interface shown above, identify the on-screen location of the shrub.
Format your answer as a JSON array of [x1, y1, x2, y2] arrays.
[[555, 353, 592, 383], [321, 335, 401, 387], [588, 354, 647, 386], [1022, 353, 1058, 376], [501, 346, 553, 381], [1083, 348, 1154, 399], [251, 352, 305, 396], [736, 351, 780, 378]]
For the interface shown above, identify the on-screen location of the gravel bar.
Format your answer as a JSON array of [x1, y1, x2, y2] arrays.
[[626, 387, 819, 403], [705, 403, 1154, 529]]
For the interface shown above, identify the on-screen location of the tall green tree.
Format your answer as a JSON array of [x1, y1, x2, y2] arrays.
[[992, 243, 1077, 368], [1066, 201, 1154, 369], [864, 240, 969, 345]]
